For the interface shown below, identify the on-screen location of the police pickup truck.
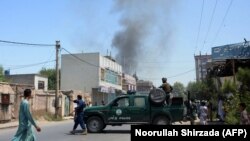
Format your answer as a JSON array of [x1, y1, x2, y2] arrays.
[[84, 89, 185, 133]]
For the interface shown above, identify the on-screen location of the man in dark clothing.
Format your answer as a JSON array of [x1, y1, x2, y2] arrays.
[[159, 77, 173, 105], [70, 95, 87, 135]]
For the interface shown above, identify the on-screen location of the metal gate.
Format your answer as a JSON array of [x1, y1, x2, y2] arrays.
[[64, 96, 70, 116]]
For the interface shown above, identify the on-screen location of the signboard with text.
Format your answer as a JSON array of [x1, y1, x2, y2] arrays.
[[212, 42, 250, 61]]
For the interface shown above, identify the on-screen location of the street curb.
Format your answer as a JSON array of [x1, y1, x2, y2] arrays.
[[0, 117, 73, 130], [0, 124, 19, 130]]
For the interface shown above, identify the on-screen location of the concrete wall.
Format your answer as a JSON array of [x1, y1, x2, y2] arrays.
[[61, 53, 123, 93], [1, 83, 92, 123], [61, 53, 100, 93], [33, 90, 56, 114], [0, 83, 15, 122]]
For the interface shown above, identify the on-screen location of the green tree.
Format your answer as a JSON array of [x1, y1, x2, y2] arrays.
[[39, 68, 56, 90], [236, 67, 250, 111], [237, 67, 250, 92], [223, 67, 250, 124], [221, 79, 237, 94], [0, 65, 5, 82], [222, 79, 239, 124], [186, 81, 208, 100], [172, 82, 185, 98], [205, 77, 217, 97]]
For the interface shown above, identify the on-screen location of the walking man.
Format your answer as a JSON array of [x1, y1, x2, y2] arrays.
[[70, 95, 87, 135], [12, 89, 41, 141]]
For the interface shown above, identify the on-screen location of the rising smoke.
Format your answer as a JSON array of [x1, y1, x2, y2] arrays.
[[112, 0, 177, 74]]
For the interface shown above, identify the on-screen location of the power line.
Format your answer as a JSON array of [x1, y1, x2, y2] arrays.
[[5, 60, 56, 70], [167, 68, 195, 79], [61, 48, 99, 68], [200, 0, 218, 53], [209, 0, 234, 48], [140, 68, 195, 80], [194, 0, 205, 54], [41, 50, 56, 69], [0, 40, 55, 47]]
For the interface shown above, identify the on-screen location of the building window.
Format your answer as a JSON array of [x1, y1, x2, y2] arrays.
[[38, 81, 45, 90]]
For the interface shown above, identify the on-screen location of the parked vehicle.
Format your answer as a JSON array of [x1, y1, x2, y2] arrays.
[[84, 88, 185, 133]]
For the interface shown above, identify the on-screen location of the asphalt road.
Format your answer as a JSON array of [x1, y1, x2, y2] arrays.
[[0, 120, 131, 141]]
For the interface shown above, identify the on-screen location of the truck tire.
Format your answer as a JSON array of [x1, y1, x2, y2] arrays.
[[153, 116, 170, 125], [86, 116, 105, 133], [149, 88, 166, 105]]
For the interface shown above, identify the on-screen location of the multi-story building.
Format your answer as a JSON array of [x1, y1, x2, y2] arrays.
[[61, 53, 123, 105], [122, 73, 136, 92], [194, 54, 211, 82], [136, 80, 153, 95]]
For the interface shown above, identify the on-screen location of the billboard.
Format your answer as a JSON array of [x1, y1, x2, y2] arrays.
[[212, 42, 250, 61]]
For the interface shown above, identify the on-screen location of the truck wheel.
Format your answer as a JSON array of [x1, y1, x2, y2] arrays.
[[149, 88, 166, 105], [86, 116, 105, 133], [153, 116, 170, 125]]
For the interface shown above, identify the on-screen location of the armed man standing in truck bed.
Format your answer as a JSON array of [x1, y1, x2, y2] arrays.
[[159, 77, 173, 105]]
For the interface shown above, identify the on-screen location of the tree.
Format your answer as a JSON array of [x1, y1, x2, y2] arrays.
[[223, 67, 250, 124], [236, 67, 250, 111], [186, 81, 204, 100], [237, 67, 250, 92], [222, 79, 239, 124], [39, 68, 56, 90], [172, 82, 185, 98], [0, 65, 5, 82]]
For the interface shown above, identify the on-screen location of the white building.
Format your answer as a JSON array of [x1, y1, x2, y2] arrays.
[[61, 53, 123, 105]]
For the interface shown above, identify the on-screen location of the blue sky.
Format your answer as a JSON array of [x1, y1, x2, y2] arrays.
[[0, 0, 250, 87]]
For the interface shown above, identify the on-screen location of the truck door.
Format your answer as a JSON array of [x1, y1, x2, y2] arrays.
[[169, 97, 184, 121], [108, 97, 131, 123], [130, 97, 150, 122]]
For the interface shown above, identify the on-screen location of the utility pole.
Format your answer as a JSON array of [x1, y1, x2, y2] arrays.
[[55, 41, 60, 118]]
